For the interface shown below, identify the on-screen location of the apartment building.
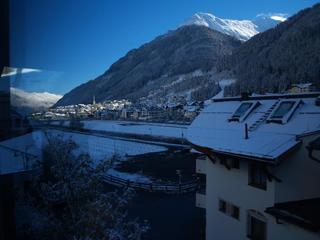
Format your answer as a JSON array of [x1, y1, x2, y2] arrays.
[[187, 93, 320, 240]]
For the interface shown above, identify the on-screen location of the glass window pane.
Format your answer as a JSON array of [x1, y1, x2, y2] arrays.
[[271, 101, 295, 118], [251, 217, 266, 240], [219, 199, 227, 213], [231, 205, 240, 219], [233, 103, 253, 118]]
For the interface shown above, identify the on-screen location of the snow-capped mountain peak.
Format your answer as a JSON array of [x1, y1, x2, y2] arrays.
[[184, 12, 287, 41], [11, 87, 63, 114]]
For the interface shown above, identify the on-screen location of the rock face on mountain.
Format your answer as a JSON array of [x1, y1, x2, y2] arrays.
[[55, 25, 241, 106], [224, 3, 320, 95]]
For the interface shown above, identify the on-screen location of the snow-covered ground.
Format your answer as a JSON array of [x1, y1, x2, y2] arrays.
[[48, 130, 167, 161], [50, 120, 188, 139], [50, 121, 70, 127], [82, 120, 187, 139], [0, 129, 167, 175]]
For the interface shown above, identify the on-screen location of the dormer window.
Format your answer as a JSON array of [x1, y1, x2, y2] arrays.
[[229, 101, 260, 122], [267, 100, 301, 124]]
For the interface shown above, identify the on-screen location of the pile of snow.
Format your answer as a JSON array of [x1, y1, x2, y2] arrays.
[[184, 12, 287, 41]]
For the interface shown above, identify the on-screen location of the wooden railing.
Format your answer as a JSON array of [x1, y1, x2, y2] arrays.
[[103, 174, 199, 194]]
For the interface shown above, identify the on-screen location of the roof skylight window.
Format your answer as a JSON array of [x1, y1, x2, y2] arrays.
[[233, 103, 253, 118], [229, 101, 260, 122], [270, 101, 295, 119], [267, 100, 302, 124]]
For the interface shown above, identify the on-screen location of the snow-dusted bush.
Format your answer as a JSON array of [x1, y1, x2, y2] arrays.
[[23, 134, 149, 240]]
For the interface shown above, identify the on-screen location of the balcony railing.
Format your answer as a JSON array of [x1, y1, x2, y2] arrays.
[[0, 145, 39, 175]]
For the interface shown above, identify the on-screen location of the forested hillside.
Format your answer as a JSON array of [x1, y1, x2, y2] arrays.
[[224, 3, 320, 95]]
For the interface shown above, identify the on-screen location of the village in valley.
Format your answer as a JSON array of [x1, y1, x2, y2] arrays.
[[31, 95, 203, 124]]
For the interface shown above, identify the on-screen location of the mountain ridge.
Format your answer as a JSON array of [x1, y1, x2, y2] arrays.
[[55, 5, 319, 107], [183, 12, 285, 41], [55, 25, 241, 106], [11, 87, 62, 114], [224, 3, 320, 95]]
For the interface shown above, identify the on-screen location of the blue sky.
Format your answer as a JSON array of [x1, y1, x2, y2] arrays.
[[9, 0, 319, 95]]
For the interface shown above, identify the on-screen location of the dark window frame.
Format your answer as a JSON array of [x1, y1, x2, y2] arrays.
[[248, 163, 267, 190], [230, 205, 240, 220], [231, 158, 240, 169], [218, 199, 240, 221], [247, 212, 267, 240], [218, 199, 227, 213]]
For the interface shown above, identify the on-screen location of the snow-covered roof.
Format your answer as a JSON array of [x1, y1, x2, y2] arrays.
[[187, 93, 320, 162], [292, 83, 313, 89]]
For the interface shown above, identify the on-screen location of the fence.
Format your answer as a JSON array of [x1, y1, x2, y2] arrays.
[[103, 174, 199, 194], [0, 144, 39, 174]]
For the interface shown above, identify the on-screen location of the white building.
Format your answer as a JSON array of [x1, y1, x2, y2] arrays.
[[187, 93, 320, 240]]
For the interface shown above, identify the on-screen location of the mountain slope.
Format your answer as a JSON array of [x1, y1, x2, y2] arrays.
[[56, 25, 241, 106], [225, 3, 320, 95], [184, 13, 285, 41]]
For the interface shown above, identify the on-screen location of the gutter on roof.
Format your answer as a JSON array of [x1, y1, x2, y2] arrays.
[[213, 92, 320, 102], [187, 140, 277, 164], [187, 139, 301, 165], [297, 130, 320, 139]]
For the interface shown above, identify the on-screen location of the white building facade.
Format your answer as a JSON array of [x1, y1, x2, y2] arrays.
[[188, 93, 320, 240]]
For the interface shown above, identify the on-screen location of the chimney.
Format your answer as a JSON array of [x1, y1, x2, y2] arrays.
[[245, 123, 249, 139], [241, 92, 250, 101]]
